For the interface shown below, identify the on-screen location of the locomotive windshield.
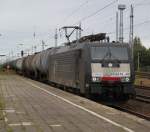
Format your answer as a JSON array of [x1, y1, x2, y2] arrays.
[[91, 46, 129, 60]]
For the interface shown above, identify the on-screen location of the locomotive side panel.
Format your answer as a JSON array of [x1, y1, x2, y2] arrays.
[[48, 50, 83, 89], [79, 46, 91, 94]]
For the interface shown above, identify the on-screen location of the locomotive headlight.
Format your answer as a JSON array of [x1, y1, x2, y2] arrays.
[[125, 77, 130, 82], [121, 77, 130, 82], [92, 77, 96, 82], [92, 77, 101, 82]]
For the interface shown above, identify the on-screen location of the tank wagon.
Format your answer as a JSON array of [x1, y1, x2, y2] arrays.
[[8, 33, 136, 101], [15, 58, 24, 73]]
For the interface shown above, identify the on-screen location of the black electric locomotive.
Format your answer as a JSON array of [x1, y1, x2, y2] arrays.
[[48, 39, 135, 100]]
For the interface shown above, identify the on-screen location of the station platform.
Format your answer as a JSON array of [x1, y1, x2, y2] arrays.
[[0, 74, 150, 132]]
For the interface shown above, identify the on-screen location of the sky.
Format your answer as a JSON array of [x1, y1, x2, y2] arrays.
[[0, 0, 150, 62]]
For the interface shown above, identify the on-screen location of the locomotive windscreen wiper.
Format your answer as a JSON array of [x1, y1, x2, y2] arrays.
[[101, 46, 112, 60], [101, 46, 121, 63]]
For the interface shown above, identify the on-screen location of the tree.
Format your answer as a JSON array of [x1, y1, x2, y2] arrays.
[[133, 37, 150, 71]]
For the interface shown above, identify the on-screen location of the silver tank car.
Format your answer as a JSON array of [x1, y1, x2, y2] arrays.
[[31, 53, 41, 78], [15, 58, 24, 72], [39, 49, 51, 75], [23, 55, 35, 77], [30, 48, 54, 79]]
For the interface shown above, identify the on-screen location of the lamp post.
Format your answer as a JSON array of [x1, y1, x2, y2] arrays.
[[41, 40, 47, 51], [18, 44, 24, 57], [137, 52, 140, 71]]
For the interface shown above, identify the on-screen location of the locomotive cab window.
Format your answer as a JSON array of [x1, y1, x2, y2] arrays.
[[91, 46, 129, 61]]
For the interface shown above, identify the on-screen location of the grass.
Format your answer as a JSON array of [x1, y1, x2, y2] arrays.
[[0, 96, 13, 132], [0, 96, 5, 120], [7, 127, 13, 132], [0, 68, 16, 75], [134, 78, 139, 85], [135, 76, 150, 87]]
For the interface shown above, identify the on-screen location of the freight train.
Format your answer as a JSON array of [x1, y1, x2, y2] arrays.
[[5, 33, 136, 101]]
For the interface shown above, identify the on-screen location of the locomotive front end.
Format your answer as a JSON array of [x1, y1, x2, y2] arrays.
[[90, 43, 135, 100]]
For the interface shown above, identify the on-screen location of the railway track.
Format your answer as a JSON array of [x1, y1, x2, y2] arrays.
[[135, 85, 150, 103], [107, 86, 150, 120], [136, 72, 150, 79], [136, 94, 150, 103], [99, 85, 150, 121], [135, 85, 150, 90], [111, 88, 150, 120], [97, 96, 150, 121], [111, 104, 150, 121]]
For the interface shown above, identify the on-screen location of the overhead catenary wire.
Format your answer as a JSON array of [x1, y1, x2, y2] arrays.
[[56, 0, 148, 46], [63, 0, 89, 22], [73, 0, 118, 25], [46, 0, 150, 48], [95, 0, 150, 39], [92, 0, 148, 30], [82, 0, 149, 30], [58, 0, 118, 40], [134, 0, 149, 6], [135, 3, 150, 6], [107, 19, 150, 35]]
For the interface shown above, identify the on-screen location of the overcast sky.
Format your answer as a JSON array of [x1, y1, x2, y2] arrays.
[[0, 0, 150, 60]]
